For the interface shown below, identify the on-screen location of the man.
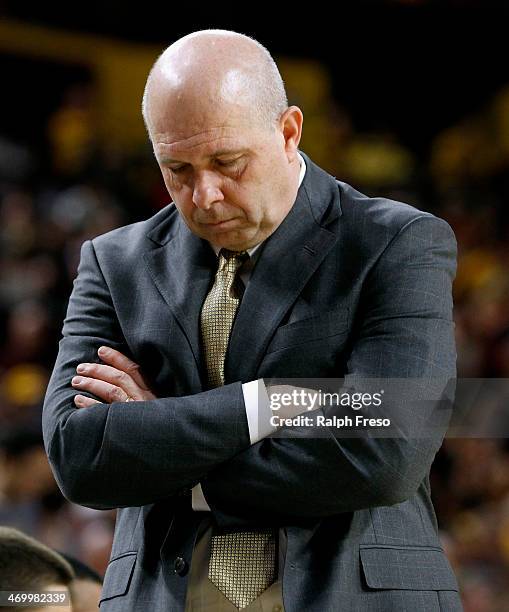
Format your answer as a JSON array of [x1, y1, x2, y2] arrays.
[[0, 527, 73, 611], [43, 30, 462, 611]]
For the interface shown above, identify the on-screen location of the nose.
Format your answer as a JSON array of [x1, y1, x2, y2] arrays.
[[192, 170, 224, 210]]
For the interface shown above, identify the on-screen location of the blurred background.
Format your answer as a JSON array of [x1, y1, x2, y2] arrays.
[[1, 1, 509, 610]]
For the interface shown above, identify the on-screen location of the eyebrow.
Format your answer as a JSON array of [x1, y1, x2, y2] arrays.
[[160, 149, 246, 165]]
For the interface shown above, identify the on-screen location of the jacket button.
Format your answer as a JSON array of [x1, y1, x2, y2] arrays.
[[173, 556, 188, 576]]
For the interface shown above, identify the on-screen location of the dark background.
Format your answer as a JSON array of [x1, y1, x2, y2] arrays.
[[1, 0, 508, 153]]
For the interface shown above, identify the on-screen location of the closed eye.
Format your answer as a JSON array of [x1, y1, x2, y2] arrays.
[[215, 158, 242, 167], [168, 164, 188, 174]]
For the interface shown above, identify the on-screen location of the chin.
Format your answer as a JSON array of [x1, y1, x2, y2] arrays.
[[212, 231, 255, 251], [217, 240, 249, 252]]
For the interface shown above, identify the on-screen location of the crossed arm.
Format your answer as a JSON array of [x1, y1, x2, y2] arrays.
[[43, 216, 457, 522]]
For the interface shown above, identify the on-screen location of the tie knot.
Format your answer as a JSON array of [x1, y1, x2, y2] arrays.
[[218, 249, 249, 273]]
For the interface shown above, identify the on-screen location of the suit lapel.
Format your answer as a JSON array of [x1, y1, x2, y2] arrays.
[[144, 216, 215, 385], [225, 155, 342, 384]]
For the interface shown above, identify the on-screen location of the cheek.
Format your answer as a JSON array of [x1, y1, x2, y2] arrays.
[[162, 171, 181, 195], [228, 181, 268, 220], [230, 196, 260, 223], [167, 188, 196, 222], [172, 199, 195, 223], [239, 186, 273, 223]]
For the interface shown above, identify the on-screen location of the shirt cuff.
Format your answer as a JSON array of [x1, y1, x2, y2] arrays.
[[191, 483, 211, 512], [242, 379, 278, 445], [191, 380, 276, 512]]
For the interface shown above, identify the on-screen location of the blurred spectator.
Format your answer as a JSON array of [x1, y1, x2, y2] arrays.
[[60, 553, 103, 612], [0, 526, 74, 612], [0, 429, 58, 535], [47, 84, 98, 179]]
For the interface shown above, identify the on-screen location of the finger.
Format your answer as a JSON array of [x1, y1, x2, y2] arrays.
[[72, 376, 130, 404], [76, 363, 139, 398], [97, 346, 150, 390], [74, 394, 101, 408]]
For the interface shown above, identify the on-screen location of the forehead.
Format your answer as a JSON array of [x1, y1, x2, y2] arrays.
[[148, 83, 265, 160], [152, 125, 260, 162]]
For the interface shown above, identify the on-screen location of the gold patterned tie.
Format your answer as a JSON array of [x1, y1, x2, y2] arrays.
[[201, 249, 249, 388], [200, 249, 277, 610]]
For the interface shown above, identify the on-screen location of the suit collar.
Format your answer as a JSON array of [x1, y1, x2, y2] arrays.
[[144, 219, 215, 385]]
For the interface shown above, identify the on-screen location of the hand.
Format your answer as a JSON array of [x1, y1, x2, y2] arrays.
[[72, 346, 156, 408]]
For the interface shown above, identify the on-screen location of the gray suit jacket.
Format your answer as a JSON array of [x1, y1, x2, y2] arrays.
[[43, 153, 462, 611]]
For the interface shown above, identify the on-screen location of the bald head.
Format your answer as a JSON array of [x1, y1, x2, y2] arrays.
[[142, 30, 288, 137]]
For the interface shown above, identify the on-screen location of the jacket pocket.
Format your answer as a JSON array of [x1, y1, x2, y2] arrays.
[[360, 545, 459, 591], [99, 552, 137, 604], [266, 308, 350, 354]]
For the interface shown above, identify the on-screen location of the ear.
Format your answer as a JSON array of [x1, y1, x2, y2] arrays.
[[279, 106, 303, 162]]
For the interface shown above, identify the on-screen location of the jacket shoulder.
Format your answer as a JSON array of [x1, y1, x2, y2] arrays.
[[90, 203, 178, 257], [337, 181, 454, 243]]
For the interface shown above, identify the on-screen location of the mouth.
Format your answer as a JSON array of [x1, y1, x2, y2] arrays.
[[199, 218, 241, 230]]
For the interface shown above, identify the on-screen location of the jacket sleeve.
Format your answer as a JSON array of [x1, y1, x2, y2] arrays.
[[42, 239, 251, 510], [201, 216, 457, 525]]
